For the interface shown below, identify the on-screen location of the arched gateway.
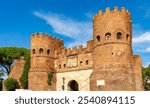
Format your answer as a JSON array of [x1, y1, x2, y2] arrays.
[[68, 80, 79, 91]]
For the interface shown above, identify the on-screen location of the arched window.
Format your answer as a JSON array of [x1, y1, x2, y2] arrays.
[[86, 60, 89, 65], [96, 35, 100, 42], [47, 49, 50, 54], [64, 64, 66, 68], [126, 34, 129, 40], [105, 33, 111, 40], [59, 65, 61, 69], [32, 49, 36, 54], [117, 32, 122, 40], [39, 48, 44, 54]]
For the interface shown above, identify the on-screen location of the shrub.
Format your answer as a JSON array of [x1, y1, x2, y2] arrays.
[[4, 78, 20, 91], [47, 72, 53, 86], [142, 66, 150, 91]]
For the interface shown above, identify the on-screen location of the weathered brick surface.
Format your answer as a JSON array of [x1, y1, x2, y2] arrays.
[[9, 57, 25, 81], [28, 71, 56, 91], [90, 7, 143, 91], [8, 7, 143, 91]]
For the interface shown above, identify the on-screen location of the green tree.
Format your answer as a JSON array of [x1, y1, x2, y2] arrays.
[[142, 65, 150, 91], [20, 51, 30, 89], [47, 72, 53, 86], [4, 78, 20, 91], [0, 47, 28, 75]]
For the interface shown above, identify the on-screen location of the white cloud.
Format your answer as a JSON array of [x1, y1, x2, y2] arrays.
[[33, 11, 92, 47], [138, 47, 150, 52], [133, 32, 150, 43]]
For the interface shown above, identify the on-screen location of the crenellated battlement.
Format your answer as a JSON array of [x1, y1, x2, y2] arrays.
[[27, 7, 143, 91], [55, 45, 82, 58], [55, 40, 93, 58], [94, 7, 131, 19], [31, 32, 64, 45], [66, 45, 81, 55], [14, 56, 25, 63]]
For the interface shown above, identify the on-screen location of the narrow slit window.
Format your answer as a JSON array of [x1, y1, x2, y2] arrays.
[[80, 61, 83, 66], [47, 49, 50, 54], [59, 65, 61, 69], [126, 34, 129, 40], [86, 60, 89, 65], [64, 64, 66, 68], [96, 35, 100, 42], [33, 49, 36, 54]]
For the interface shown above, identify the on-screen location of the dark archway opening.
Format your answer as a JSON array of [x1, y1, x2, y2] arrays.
[[68, 80, 79, 91]]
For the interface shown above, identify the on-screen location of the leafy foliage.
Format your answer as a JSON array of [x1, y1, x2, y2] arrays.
[[4, 78, 20, 91], [0, 47, 28, 75], [47, 72, 53, 86], [20, 51, 30, 89], [142, 65, 150, 91]]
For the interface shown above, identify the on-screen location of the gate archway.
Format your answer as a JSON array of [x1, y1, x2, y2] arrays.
[[68, 80, 79, 91]]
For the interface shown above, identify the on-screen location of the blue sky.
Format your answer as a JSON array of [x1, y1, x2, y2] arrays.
[[0, 0, 150, 67]]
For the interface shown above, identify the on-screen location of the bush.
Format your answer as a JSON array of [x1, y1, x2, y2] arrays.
[[143, 71, 150, 90], [47, 72, 53, 86], [4, 78, 20, 91], [142, 66, 150, 91]]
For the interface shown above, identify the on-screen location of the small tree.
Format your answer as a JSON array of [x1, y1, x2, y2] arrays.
[[4, 78, 20, 91], [142, 66, 150, 91], [143, 72, 150, 90], [47, 72, 53, 86], [0, 47, 28, 75]]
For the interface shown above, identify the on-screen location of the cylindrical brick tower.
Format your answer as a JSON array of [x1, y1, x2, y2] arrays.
[[90, 7, 136, 90], [29, 32, 64, 90]]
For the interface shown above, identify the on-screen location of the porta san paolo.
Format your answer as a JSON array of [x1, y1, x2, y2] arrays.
[[9, 7, 144, 91]]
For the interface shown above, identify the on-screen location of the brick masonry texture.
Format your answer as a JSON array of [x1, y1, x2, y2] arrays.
[[9, 7, 144, 91], [9, 57, 25, 81]]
